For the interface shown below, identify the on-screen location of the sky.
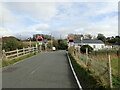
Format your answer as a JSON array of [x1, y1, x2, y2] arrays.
[[0, 1, 119, 39]]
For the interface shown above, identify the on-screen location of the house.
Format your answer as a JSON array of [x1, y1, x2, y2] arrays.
[[73, 40, 105, 51], [111, 42, 120, 50]]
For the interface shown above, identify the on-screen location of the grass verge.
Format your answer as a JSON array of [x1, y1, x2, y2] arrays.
[[69, 53, 108, 89], [2, 53, 36, 67], [111, 59, 120, 88]]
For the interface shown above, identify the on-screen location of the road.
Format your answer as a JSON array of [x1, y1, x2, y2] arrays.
[[2, 51, 78, 88]]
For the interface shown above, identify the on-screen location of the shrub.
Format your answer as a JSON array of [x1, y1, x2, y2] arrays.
[[58, 39, 68, 50], [2, 37, 23, 51], [80, 45, 93, 54]]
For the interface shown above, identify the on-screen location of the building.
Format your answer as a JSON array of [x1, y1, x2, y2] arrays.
[[69, 40, 106, 51]]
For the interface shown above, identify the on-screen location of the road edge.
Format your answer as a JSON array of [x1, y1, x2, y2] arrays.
[[66, 51, 83, 90]]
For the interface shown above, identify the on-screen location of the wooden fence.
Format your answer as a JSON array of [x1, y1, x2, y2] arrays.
[[2, 47, 38, 60]]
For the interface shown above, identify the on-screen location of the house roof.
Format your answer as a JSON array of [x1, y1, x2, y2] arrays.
[[74, 40, 104, 44]]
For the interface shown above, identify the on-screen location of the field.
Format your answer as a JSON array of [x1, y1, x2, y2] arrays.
[[69, 47, 120, 88], [90, 50, 119, 88]]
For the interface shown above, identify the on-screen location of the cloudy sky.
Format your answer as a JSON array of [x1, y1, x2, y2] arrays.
[[0, 1, 118, 39]]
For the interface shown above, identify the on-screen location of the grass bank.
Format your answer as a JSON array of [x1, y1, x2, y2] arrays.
[[2, 53, 36, 67], [91, 50, 119, 88], [69, 53, 107, 89], [68, 47, 120, 89]]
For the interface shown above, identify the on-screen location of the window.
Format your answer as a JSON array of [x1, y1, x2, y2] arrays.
[[93, 45, 96, 48], [101, 45, 104, 48]]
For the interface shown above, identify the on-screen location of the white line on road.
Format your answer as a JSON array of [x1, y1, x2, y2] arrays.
[[66, 51, 83, 90], [30, 66, 41, 75]]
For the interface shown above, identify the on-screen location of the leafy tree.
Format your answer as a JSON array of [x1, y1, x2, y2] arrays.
[[68, 34, 83, 40], [84, 34, 92, 40], [58, 39, 68, 50], [97, 34, 106, 42], [80, 45, 93, 54]]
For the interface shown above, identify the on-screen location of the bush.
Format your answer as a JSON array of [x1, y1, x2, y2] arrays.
[[2, 37, 23, 51], [80, 45, 93, 54], [58, 39, 68, 50], [53, 40, 58, 50]]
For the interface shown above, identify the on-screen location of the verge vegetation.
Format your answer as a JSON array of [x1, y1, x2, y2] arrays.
[[2, 53, 35, 67], [68, 47, 119, 89]]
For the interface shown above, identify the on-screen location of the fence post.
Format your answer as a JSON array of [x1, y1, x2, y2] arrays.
[[32, 47, 34, 53], [107, 54, 113, 88], [16, 49, 18, 57], [23, 47, 25, 55], [86, 48, 88, 65], [2, 50, 7, 60]]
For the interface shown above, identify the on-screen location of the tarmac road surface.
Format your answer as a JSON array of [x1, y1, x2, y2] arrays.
[[2, 51, 78, 88]]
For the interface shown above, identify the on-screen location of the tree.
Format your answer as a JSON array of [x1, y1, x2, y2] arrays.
[[58, 39, 68, 50], [80, 45, 93, 54], [84, 34, 92, 40], [68, 33, 83, 40], [106, 36, 120, 44], [97, 34, 106, 42]]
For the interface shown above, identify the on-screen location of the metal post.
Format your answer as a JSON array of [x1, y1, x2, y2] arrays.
[[39, 45, 41, 52], [45, 43, 47, 52], [108, 54, 113, 88]]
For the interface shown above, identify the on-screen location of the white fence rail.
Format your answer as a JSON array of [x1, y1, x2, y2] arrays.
[[2, 47, 38, 60]]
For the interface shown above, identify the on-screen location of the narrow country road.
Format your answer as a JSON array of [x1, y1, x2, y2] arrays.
[[2, 51, 78, 88]]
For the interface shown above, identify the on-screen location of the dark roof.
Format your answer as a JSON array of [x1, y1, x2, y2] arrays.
[[74, 40, 81, 43], [74, 40, 104, 44]]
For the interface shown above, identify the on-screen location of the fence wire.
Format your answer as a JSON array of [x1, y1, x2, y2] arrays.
[[74, 49, 119, 87]]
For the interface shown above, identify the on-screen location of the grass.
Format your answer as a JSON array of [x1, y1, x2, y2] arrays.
[[90, 51, 119, 88], [111, 59, 120, 88], [68, 47, 119, 89], [69, 53, 107, 89], [1, 53, 36, 67]]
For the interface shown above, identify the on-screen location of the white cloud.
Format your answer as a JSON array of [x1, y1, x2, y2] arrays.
[[4, 2, 59, 22], [0, 2, 118, 39], [0, 0, 119, 2], [0, 27, 14, 37]]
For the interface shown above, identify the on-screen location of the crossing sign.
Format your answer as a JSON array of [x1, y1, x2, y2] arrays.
[[36, 36, 44, 42]]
